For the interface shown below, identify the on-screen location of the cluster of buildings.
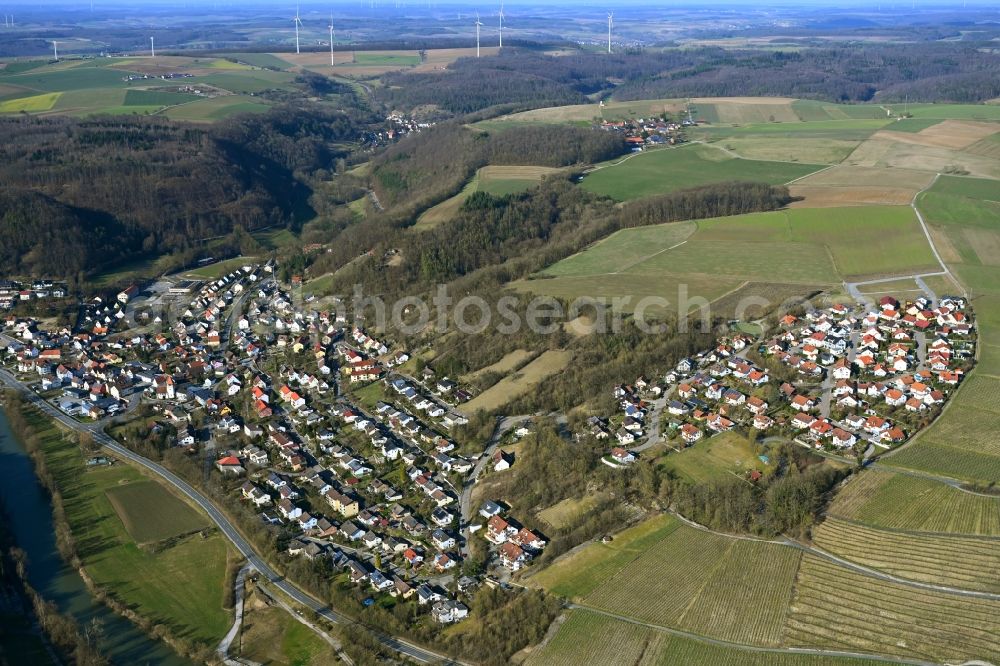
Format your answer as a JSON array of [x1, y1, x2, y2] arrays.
[[597, 114, 690, 151], [585, 294, 973, 468], [0, 280, 68, 308]]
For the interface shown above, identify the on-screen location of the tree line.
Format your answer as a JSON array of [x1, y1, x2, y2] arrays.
[[379, 43, 1000, 118]]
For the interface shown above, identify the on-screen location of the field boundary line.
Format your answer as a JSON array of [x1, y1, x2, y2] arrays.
[[565, 605, 937, 666], [821, 514, 1000, 543], [674, 511, 1000, 600], [785, 163, 835, 185]]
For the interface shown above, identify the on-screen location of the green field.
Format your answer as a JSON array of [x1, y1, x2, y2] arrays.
[[582, 524, 801, 646], [238, 586, 332, 665], [529, 514, 680, 598], [354, 52, 421, 66], [882, 103, 1000, 120], [123, 89, 200, 107], [533, 515, 801, 647], [188, 71, 295, 94], [580, 144, 822, 201], [0, 91, 61, 112], [711, 136, 861, 164], [23, 409, 232, 646], [520, 206, 936, 312], [415, 165, 560, 230], [697, 120, 892, 141], [812, 517, 1000, 593], [0, 57, 287, 120], [161, 95, 270, 121], [226, 53, 293, 70], [659, 431, 768, 483], [784, 554, 1000, 663], [526, 610, 889, 666], [827, 468, 1000, 537], [105, 481, 210, 544]]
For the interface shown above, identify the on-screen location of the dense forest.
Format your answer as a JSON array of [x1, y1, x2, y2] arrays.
[[381, 43, 1000, 116], [0, 105, 374, 278], [370, 123, 626, 209]]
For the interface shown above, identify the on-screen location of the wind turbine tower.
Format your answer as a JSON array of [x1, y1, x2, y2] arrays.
[[293, 5, 303, 55], [52, 40, 59, 61], [607, 13, 613, 54], [328, 14, 335, 66], [150, 36, 155, 57], [499, 2, 504, 49], [475, 13, 483, 57]]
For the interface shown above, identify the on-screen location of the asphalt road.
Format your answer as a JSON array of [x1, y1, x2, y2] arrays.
[[0, 369, 453, 665]]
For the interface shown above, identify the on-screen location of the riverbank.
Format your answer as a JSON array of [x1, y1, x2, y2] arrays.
[[2, 392, 232, 662]]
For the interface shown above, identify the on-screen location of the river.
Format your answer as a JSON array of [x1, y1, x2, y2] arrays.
[[0, 407, 193, 665]]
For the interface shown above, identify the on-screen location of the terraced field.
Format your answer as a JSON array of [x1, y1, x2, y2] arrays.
[[524, 610, 656, 666], [525, 610, 885, 666], [826, 469, 1000, 536], [528, 514, 680, 599], [581, 524, 801, 646], [811, 517, 1000, 593], [784, 554, 1000, 663]]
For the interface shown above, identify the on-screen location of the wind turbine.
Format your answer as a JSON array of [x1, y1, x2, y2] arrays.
[[475, 13, 482, 57], [328, 14, 335, 66], [150, 36, 155, 58], [52, 40, 59, 61], [293, 5, 302, 55], [607, 12, 613, 54], [498, 2, 504, 49]]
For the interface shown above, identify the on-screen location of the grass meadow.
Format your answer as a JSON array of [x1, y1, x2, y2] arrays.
[[579, 144, 823, 201], [105, 481, 210, 544], [24, 409, 232, 646]]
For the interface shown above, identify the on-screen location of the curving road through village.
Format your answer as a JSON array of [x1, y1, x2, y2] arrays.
[[0, 368, 455, 665]]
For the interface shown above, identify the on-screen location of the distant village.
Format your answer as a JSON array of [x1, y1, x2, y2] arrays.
[[596, 110, 695, 151]]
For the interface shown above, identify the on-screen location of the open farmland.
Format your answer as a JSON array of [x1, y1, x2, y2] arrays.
[[526, 610, 889, 666], [461, 350, 573, 413], [826, 469, 1000, 536], [0, 56, 285, 119], [528, 514, 680, 599], [523, 610, 659, 666], [460, 349, 534, 382], [519, 206, 937, 313], [712, 136, 861, 164], [783, 554, 1000, 663], [106, 481, 211, 544], [579, 144, 822, 201], [812, 518, 1000, 593], [0, 91, 61, 112], [541, 517, 803, 647]]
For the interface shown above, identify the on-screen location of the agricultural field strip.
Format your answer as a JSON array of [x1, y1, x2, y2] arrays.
[[784, 555, 1000, 662], [675, 515, 1000, 601], [565, 605, 937, 666], [811, 518, 1000, 593]]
